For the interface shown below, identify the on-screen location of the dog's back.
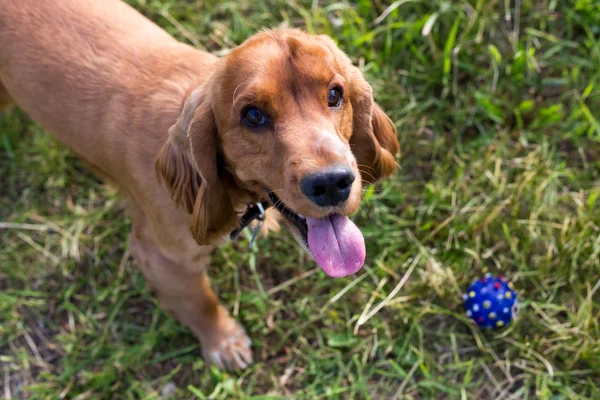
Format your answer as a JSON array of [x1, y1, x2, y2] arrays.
[[0, 0, 216, 184]]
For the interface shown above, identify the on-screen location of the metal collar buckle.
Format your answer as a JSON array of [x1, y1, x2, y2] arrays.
[[248, 202, 266, 249]]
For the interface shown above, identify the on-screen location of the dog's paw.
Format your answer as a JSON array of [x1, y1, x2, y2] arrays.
[[201, 322, 253, 371]]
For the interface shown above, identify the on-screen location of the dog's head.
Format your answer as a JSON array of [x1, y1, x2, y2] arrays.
[[156, 29, 399, 277]]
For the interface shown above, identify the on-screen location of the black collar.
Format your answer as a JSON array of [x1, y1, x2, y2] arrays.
[[230, 201, 271, 240]]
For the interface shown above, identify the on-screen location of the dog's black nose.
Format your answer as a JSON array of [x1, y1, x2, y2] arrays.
[[300, 166, 355, 207]]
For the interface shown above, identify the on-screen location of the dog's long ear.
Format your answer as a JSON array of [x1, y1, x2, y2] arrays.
[[316, 35, 399, 185], [156, 86, 239, 245], [349, 83, 400, 184]]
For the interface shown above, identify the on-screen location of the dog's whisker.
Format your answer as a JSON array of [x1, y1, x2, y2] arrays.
[[356, 169, 378, 183]]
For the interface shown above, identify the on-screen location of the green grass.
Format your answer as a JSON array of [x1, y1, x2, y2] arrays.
[[1, 0, 600, 398]]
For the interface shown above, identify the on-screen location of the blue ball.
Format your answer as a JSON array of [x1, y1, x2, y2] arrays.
[[463, 274, 518, 330]]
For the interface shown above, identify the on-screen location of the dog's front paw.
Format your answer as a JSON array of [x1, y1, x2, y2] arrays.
[[201, 321, 253, 370]]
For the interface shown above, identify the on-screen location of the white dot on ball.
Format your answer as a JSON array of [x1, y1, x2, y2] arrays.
[[466, 310, 472, 317], [497, 294, 503, 300], [463, 294, 468, 300], [503, 307, 509, 313], [473, 304, 480, 312], [481, 287, 488, 294]]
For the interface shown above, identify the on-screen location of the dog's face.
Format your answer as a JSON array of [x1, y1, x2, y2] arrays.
[[157, 29, 399, 277], [216, 33, 362, 221]]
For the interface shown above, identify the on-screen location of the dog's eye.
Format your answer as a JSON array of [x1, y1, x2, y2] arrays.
[[242, 107, 267, 128], [327, 88, 343, 108]]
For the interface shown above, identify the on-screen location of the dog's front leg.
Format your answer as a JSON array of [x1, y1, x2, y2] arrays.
[[156, 270, 253, 370], [129, 222, 252, 370]]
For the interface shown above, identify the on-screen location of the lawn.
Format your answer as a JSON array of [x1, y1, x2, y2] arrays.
[[1, 0, 600, 398]]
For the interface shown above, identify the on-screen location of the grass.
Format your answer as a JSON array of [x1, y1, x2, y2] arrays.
[[1, 0, 600, 398]]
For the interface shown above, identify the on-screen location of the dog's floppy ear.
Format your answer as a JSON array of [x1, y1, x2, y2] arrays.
[[156, 86, 239, 245], [349, 84, 400, 184]]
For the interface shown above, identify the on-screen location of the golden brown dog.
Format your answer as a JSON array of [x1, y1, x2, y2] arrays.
[[0, 0, 399, 370]]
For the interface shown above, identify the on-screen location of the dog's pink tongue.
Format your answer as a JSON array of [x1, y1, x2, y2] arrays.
[[306, 215, 366, 278]]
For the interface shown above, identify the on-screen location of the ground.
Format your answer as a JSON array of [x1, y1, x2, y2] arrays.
[[1, 0, 599, 398]]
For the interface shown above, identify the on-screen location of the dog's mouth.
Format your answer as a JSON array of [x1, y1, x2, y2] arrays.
[[266, 190, 365, 278], [266, 190, 309, 245]]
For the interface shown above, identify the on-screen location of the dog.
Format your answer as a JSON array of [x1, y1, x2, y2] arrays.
[[0, 0, 399, 370]]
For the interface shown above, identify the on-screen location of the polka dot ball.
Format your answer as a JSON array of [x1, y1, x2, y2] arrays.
[[463, 274, 518, 330]]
